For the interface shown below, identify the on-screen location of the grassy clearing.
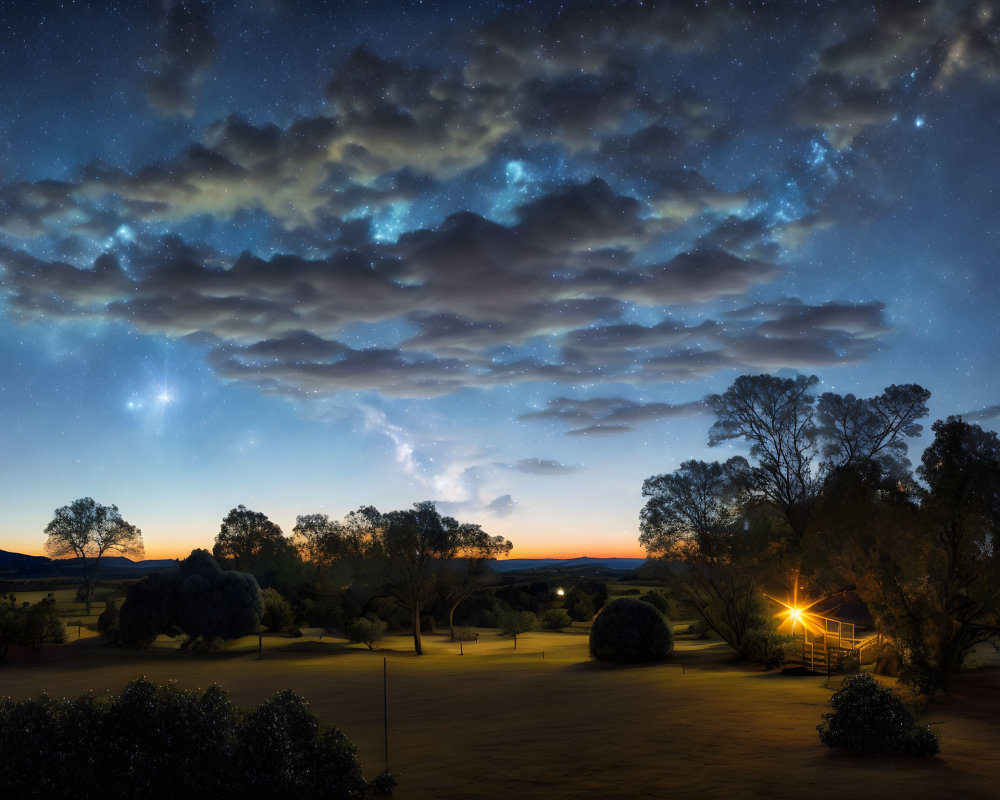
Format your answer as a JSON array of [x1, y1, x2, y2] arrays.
[[2, 628, 998, 798]]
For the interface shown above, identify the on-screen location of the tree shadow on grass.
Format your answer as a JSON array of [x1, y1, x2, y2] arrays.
[[562, 640, 742, 673]]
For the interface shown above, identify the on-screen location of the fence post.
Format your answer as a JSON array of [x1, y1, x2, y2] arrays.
[[383, 657, 389, 772]]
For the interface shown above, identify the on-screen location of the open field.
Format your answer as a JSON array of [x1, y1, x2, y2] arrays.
[[2, 629, 999, 799]]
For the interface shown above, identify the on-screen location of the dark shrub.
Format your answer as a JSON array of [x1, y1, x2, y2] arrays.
[[541, 608, 572, 630], [589, 597, 674, 663], [98, 598, 120, 635], [261, 587, 294, 632], [817, 673, 939, 757], [638, 589, 679, 619], [638, 590, 667, 613], [740, 627, 790, 669], [118, 550, 261, 647], [0, 678, 384, 799]]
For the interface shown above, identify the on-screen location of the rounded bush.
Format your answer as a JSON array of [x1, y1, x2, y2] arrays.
[[589, 597, 674, 663], [817, 673, 939, 757]]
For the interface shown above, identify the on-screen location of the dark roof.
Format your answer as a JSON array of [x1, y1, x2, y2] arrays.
[[804, 590, 873, 629]]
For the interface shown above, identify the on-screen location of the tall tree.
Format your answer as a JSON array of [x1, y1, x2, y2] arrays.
[[439, 524, 512, 640], [816, 383, 930, 478], [292, 507, 387, 625], [378, 501, 462, 655], [707, 375, 930, 546], [44, 497, 143, 613], [707, 374, 821, 544], [639, 458, 767, 653], [833, 417, 1000, 695], [214, 505, 293, 575]]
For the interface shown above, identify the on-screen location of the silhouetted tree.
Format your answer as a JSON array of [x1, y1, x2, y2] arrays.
[[439, 524, 512, 639], [640, 457, 767, 652], [707, 375, 821, 545], [377, 501, 464, 655], [706, 376, 929, 547], [118, 549, 261, 647], [865, 417, 1000, 694], [214, 505, 294, 576], [292, 507, 388, 626], [816, 384, 930, 479], [43, 497, 143, 613]]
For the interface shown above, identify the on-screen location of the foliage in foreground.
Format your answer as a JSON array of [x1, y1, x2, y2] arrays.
[[589, 597, 674, 663], [0, 677, 392, 799], [817, 673, 939, 758]]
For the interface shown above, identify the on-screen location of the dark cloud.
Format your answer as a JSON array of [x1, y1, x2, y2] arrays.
[[465, 0, 746, 83], [500, 458, 580, 475], [566, 425, 635, 437], [521, 396, 705, 436], [791, 74, 895, 150], [485, 494, 516, 516], [961, 404, 1000, 423], [145, 0, 218, 117], [790, 0, 1000, 146], [0, 1, 906, 409], [514, 178, 649, 251]]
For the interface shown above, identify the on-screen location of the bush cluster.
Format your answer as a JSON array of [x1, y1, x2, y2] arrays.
[[0, 677, 392, 799], [261, 587, 295, 632], [0, 595, 65, 659], [117, 549, 262, 647], [740, 627, 791, 669], [589, 597, 674, 663], [817, 673, 939, 757]]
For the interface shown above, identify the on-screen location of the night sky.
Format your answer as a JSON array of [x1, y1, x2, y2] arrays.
[[2, 0, 998, 560]]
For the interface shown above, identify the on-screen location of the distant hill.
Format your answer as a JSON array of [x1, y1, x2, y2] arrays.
[[0, 550, 178, 578], [0, 549, 51, 569], [489, 556, 647, 573], [0, 548, 645, 579]]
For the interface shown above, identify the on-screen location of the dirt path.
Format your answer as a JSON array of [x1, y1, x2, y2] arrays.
[[2, 631, 997, 799]]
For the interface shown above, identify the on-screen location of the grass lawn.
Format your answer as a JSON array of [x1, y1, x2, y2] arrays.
[[2, 628, 998, 799]]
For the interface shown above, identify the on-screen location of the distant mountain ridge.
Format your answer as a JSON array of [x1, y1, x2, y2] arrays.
[[1, 548, 642, 578], [489, 556, 647, 572], [0, 549, 178, 577]]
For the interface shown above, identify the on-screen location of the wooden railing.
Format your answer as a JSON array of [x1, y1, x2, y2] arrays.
[[798, 632, 877, 673]]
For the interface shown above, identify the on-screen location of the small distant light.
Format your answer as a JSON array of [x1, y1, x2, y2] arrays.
[[556, 588, 565, 596], [914, 116, 925, 129]]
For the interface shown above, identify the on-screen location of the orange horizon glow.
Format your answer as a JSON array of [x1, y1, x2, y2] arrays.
[[14, 543, 649, 563]]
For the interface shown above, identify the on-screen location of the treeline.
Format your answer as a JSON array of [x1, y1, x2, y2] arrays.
[[42, 500, 518, 656], [640, 374, 1000, 695]]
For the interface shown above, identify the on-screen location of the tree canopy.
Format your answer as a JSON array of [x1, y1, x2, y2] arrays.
[[213, 505, 295, 576], [118, 549, 262, 647], [43, 497, 143, 613]]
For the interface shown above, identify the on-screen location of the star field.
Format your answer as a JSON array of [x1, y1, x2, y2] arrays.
[[1, 0, 998, 558]]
